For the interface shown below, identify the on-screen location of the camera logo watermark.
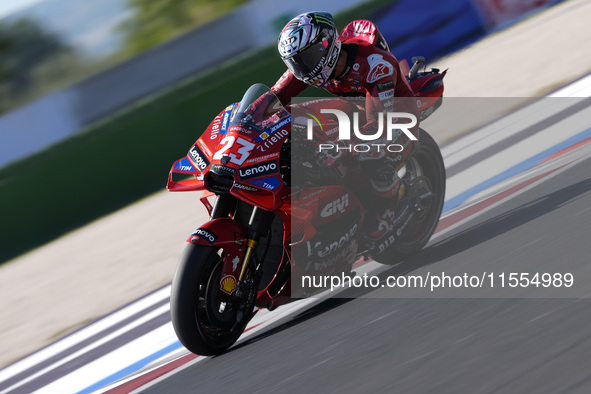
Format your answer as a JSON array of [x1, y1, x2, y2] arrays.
[[305, 109, 417, 153]]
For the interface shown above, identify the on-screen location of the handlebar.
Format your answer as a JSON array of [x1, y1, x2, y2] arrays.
[[409, 56, 425, 80]]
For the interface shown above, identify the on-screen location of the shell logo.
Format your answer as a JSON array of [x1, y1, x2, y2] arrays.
[[220, 275, 236, 294]]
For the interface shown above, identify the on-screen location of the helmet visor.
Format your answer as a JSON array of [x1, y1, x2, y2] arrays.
[[284, 40, 329, 80]]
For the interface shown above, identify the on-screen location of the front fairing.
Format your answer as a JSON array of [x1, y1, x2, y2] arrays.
[[168, 84, 292, 211]]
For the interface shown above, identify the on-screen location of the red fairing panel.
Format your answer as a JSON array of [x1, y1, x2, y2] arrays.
[[187, 218, 248, 296]]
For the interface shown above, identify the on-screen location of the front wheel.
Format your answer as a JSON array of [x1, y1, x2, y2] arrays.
[[372, 129, 446, 265], [170, 243, 254, 355]]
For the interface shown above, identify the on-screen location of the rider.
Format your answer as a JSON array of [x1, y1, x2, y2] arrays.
[[273, 11, 419, 239]]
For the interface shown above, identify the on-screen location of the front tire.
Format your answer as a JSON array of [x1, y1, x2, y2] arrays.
[[170, 243, 253, 355], [372, 129, 446, 265]]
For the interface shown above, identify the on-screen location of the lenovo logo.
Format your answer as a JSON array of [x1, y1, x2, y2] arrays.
[[189, 145, 210, 171], [238, 162, 277, 179]]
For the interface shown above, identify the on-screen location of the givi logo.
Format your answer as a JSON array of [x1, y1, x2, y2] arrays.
[[321, 194, 349, 217]]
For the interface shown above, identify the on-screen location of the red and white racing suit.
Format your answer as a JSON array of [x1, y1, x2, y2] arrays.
[[272, 26, 419, 200]]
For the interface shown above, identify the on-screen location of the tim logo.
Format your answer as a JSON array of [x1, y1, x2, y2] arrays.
[[321, 194, 349, 217]]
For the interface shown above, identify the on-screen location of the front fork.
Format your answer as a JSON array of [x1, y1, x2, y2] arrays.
[[234, 206, 275, 299], [208, 194, 274, 299]]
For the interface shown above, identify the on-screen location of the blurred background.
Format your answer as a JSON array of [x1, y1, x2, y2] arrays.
[[0, 0, 565, 264]]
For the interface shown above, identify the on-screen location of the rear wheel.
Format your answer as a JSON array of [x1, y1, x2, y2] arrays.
[[170, 243, 254, 355], [372, 129, 446, 265]]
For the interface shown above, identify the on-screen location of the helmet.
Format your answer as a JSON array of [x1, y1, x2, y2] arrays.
[[278, 12, 341, 87]]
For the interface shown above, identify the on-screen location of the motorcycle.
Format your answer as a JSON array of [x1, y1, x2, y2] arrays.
[[167, 56, 447, 355]]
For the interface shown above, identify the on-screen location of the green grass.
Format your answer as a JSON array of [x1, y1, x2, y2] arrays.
[[0, 45, 285, 264], [0, 0, 396, 264]]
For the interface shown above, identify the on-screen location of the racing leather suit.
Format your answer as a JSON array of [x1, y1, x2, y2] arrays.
[[272, 27, 419, 200]]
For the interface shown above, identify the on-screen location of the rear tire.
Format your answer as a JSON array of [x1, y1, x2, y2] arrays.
[[170, 243, 253, 355], [372, 129, 446, 265]]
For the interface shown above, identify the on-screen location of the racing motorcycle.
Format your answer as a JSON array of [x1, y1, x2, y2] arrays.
[[167, 56, 446, 356]]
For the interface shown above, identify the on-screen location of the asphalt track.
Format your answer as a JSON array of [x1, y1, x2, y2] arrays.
[[1, 80, 591, 393], [141, 155, 591, 393], [0, 76, 589, 394]]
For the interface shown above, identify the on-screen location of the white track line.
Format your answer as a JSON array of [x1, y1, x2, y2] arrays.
[[3, 73, 591, 393]]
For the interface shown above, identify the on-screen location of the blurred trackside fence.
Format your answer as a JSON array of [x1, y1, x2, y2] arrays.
[[0, 0, 564, 169], [0, 0, 366, 168]]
